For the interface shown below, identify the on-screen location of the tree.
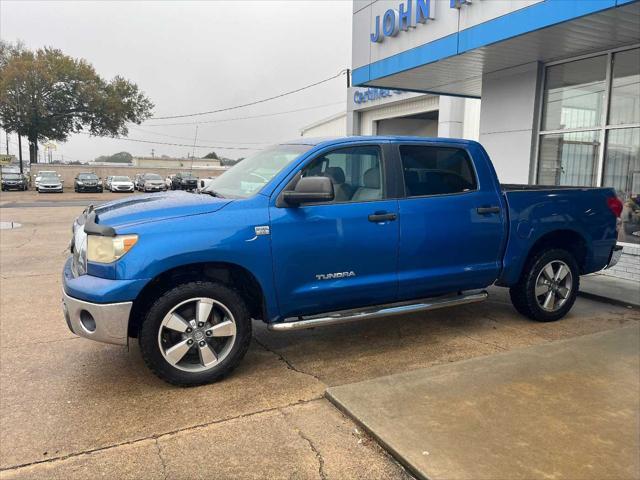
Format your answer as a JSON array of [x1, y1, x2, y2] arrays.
[[0, 40, 153, 163], [204, 151, 218, 160], [94, 151, 133, 163]]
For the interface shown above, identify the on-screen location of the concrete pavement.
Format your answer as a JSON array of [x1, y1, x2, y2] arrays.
[[580, 273, 640, 308], [1, 190, 638, 479], [327, 325, 640, 480]]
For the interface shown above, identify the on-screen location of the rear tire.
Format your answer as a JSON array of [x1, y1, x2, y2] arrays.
[[510, 248, 579, 322], [139, 281, 252, 386]]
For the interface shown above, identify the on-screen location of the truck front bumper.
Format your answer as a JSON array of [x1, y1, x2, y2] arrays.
[[62, 290, 131, 346], [61, 256, 147, 346]]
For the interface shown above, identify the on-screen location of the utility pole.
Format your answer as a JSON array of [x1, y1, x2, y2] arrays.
[[190, 125, 198, 173], [5, 131, 9, 155], [18, 135, 23, 174]]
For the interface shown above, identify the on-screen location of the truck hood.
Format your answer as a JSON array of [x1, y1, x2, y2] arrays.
[[94, 191, 231, 229]]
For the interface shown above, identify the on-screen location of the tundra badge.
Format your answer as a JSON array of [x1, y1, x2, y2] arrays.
[[316, 271, 356, 280]]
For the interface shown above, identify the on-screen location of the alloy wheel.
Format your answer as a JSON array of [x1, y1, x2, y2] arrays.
[[534, 260, 573, 312], [157, 297, 237, 372]]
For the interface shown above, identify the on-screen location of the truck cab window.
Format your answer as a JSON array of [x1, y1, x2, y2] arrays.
[[300, 145, 383, 203], [399, 145, 477, 197]]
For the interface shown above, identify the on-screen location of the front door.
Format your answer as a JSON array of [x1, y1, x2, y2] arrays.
[[270, 144, 399, 319], [395, 143, 505, 300]]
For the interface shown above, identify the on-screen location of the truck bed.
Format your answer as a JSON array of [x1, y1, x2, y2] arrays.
[[497, 184, 618, 286]]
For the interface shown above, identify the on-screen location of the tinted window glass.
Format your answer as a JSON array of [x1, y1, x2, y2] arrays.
[[300, 146, 383, 203], [609, 48, 640, 126], [542, 55, 607, 131], [399, 145, 477, 196]]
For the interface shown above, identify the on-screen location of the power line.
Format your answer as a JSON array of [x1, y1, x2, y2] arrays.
[[141, 101, 345, 127], [149, 70, 347, 120], [78, 133, 260, 151], [128, 126, 271, 145]]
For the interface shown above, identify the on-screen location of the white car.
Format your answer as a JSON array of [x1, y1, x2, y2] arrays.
[[197, 177, 216, 193], [34, 170, 60, 189], [109, 175, 135, 193]]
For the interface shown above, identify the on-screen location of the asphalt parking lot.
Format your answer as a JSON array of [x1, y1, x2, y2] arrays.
[[1, 189, 638, 479]]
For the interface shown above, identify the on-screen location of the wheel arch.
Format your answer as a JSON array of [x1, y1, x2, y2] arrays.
[[518, 229, 588, 281], [128, 261, 267, 338]]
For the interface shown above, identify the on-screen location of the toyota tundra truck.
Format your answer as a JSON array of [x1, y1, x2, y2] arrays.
[[62, 137, 623, 386]]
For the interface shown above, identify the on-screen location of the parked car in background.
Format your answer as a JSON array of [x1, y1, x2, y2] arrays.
[[37, 171, 63, 193], [62, 136, 623, 386], [197, 177, 215, 193], [139, 173, 166, 192], [1, 172, 29, 191], [34, 170, 60, 189], [134, 173, 144, 191], [109, 176, 135, 193], [171, 171, 198, 191], [74, 173, 103, 193], [104, 176, 114, 191], [165, 174, 175, 190]]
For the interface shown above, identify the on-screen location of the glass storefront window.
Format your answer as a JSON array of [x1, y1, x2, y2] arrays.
[[603, 127, 640, 244], [609, 48, 640, 126], [542, 55, 607, 131], [538, 131, 599, 186], [538, 47, 640, 245]]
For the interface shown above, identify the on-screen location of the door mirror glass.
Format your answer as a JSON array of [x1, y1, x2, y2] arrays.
[[283, 176, 334, 206]]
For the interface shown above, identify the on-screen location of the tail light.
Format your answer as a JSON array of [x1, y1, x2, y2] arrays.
[[606, 196, 623, 218]]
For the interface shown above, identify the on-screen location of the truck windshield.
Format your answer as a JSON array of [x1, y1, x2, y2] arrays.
[[203, 144, 312, 198]]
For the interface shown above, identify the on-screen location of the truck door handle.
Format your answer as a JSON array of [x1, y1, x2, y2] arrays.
[[476, 207, 500, 215], [476, 206, 501, 215], [368, 212, 397, 223]]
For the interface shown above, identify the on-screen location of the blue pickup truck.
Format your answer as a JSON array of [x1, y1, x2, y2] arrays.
[[62, 136, 623, 386]]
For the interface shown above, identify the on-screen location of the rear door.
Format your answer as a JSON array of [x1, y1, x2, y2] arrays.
[[269, 143, 400, 318], [395, 143, 505, 300]]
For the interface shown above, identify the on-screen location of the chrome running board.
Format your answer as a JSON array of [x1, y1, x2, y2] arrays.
[[267, 290, 488, 332]]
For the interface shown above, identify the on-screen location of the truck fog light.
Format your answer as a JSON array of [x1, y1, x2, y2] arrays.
[[80, 310, 96, 332]]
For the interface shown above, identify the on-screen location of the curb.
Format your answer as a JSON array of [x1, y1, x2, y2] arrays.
[[577, 290, 639, 309]]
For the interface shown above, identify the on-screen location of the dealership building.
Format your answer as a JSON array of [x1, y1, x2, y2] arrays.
[[301, 88, 481, 141], [333, 0, 640, 281]]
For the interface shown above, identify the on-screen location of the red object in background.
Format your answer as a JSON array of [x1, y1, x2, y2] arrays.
[[606, 196, 623, 218]]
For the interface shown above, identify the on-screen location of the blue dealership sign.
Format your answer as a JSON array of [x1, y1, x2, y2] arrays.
[[353, 88, 405, 104], [370, 0, 474, 43]]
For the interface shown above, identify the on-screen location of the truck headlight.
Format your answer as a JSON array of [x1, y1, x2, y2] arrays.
[[87, 234, 138, 263]]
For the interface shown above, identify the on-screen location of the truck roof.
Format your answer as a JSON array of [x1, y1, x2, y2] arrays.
[[281, 136, 478, 148]]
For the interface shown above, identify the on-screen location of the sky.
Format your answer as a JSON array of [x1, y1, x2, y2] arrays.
[[0, 0, 352, 161]]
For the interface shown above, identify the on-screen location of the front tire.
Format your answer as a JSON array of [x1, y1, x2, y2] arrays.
[[509, 248, 579, 322], [139, 281, 252, 386]]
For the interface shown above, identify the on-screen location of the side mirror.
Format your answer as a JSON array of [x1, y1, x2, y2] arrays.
[[282, 176, 334, 206]]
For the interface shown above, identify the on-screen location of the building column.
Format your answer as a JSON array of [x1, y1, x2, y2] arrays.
[[478, 61, 542, 184], [438, 96, 465, 138]]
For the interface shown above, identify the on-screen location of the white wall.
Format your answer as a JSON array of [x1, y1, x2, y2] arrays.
[[300, 113, 347, 138], [463, 98, 481, 141], [479, 61, 541, 184]]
